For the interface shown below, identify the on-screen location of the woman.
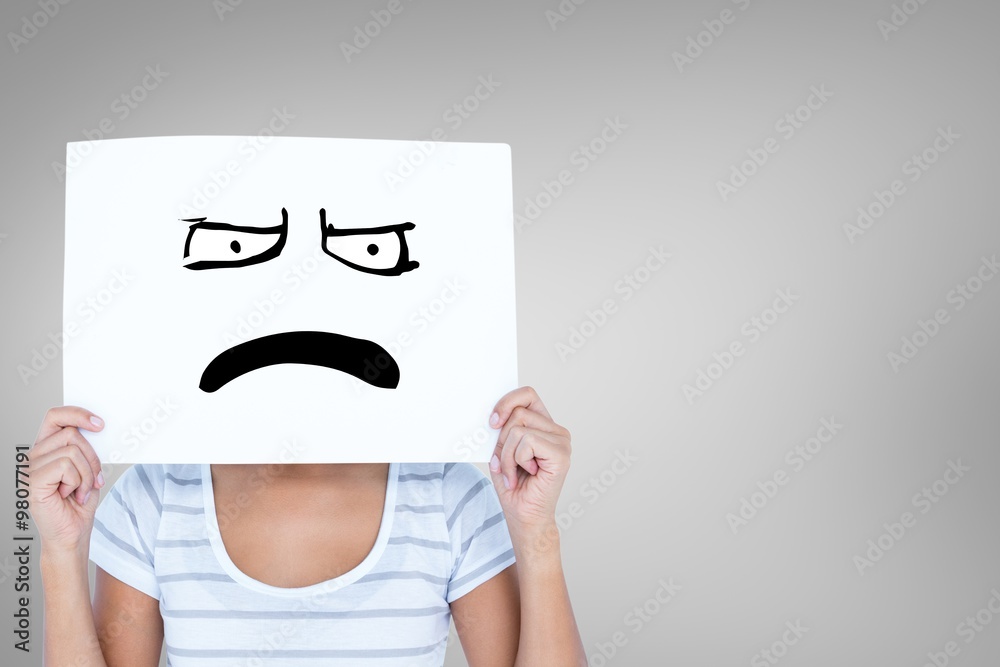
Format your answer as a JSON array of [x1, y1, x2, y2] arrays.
[[31, 385, 586, 666]]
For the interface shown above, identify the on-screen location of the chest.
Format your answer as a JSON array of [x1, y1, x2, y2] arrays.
[[210, 473, 387, 588]]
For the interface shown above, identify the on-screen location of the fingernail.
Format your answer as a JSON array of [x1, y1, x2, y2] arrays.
[[97, 471, 105, 487], [489, 412, 499, 428], [82, 490, 91, 504], [503, 475, 511, 490], [90, 415, 104, 428], [489, 455, 500, 472]]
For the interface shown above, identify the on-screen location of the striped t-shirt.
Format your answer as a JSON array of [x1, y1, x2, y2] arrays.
[[89, 462, 516, 666]]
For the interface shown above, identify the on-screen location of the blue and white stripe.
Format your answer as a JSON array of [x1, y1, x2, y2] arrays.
[[89, 461, 515, 666]]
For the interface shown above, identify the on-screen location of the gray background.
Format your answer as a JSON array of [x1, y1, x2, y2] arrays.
[[2, 0, 999, 665]]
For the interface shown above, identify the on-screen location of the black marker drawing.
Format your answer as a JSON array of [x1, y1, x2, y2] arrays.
[[182, 208, 288, 270], [200, 331, 400, 392], [188, 208, 417, 392], [319, 208, 419, 276]]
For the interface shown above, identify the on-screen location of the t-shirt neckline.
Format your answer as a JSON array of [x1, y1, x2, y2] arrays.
[[201, 462, 399, 598]]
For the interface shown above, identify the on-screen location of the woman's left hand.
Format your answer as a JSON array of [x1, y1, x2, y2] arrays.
[[488, 386, 571, 538]]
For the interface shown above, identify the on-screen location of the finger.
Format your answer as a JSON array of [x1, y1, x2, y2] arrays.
[[510, 427, 566, 478], [493, 424, 523, 491], [514, 439, 540, 476], [35, 406, 104, 445], [30, 457, 84, 504], [489, 386, 551, 430], [30, 427, 105, 489], [29, 445, 96, 504], [498, 405, 568, 449], [494, 425, 564, 490]]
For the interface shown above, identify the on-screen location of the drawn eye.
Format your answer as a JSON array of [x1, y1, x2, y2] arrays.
[[182, 209, 288, 270], [319, 209, 419, 276]]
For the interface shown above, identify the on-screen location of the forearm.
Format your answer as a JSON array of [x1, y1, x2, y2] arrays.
[[41, 546, 108, 667], [510, 522, 587, 667]]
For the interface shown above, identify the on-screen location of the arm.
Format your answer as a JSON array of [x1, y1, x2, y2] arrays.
[[40, 547, 107, 667], [452, 526, 583, 667], [40, 553, 163, 667], [30, 406, 162, 667], [30, 406, 107, 666], [454, 386, 586, 667], [506, 523, 583, 667], [92, 567, 163, 666], [450, 564, 520, 665]]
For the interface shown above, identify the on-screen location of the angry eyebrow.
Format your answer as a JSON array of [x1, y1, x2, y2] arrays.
[[179, 216, 286, 234], [182, 221, 286, 233]]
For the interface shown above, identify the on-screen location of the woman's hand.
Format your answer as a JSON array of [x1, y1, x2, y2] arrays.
[[28, 406, 106, 556], [486, 386, 587, 662], [488, 386, 571, 540]]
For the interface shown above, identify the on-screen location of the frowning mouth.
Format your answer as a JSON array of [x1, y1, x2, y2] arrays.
[[199, 331, 400, 392]]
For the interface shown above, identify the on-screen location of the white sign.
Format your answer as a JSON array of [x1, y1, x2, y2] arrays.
[[63, 136, 517, 464]]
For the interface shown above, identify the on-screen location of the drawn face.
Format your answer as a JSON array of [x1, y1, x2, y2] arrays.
[[63, 136, 516, 464], [179, 208, 420, 393]]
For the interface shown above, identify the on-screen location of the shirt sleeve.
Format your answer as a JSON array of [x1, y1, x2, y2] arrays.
[[88, 464, 164, 600], [442, 463, 516, 603]]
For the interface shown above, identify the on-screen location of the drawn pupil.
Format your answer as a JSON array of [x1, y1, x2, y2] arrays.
[[230, 240, 241, 253], [367, 243, 379, 256]]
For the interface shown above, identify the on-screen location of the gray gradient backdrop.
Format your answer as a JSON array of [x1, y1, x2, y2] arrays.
[[2, 1, 999, 665]]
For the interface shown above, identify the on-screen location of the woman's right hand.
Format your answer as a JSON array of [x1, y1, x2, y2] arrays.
[[28, 406, 106, 556]]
